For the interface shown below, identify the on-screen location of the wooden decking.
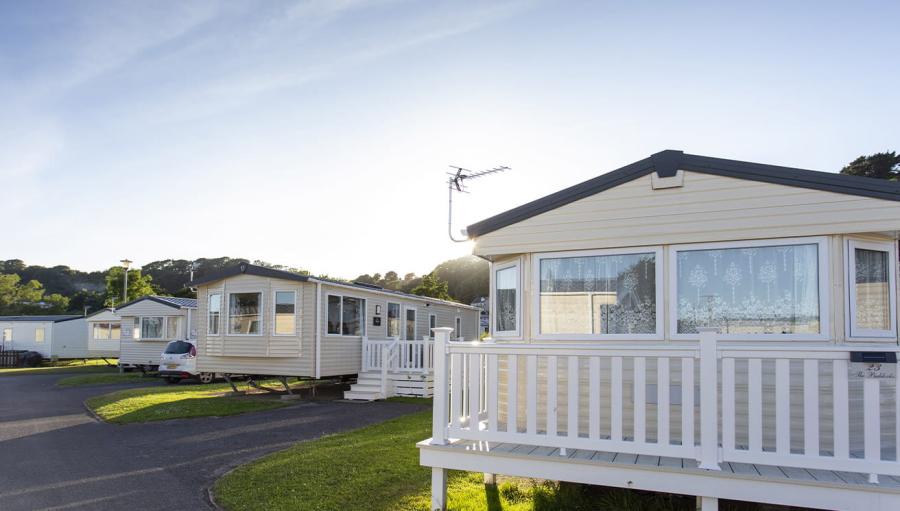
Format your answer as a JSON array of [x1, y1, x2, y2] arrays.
[[458, 440, 900, 488], [419, 438, 900, 510]]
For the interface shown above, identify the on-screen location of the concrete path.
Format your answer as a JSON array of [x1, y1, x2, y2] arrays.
[[0, 373, 423, 510]]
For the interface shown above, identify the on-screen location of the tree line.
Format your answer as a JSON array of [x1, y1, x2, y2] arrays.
[[0, 255, 488, 316]]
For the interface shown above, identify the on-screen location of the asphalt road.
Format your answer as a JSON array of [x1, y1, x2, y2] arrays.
[[0, 373, 424, 511]]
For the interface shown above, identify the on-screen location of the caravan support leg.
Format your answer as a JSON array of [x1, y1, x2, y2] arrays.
[[279, 376, 293, 394], [223, 374, 240, 393]]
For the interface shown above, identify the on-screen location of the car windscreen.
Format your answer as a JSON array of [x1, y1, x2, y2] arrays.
[[164, 341, 193, 355]]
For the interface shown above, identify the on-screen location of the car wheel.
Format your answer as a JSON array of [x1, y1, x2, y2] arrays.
[[198, 372, 215, 384], [165, 377, 180, 384]]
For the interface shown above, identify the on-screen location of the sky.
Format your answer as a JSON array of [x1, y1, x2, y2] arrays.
[[1, 0, 898, 279]]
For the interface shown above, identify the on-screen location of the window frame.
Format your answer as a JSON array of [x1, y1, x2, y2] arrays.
[[846, 238, 898, 339], [492, 258, 522, 339], [532, 247, 665, 341], [455, 316, 462, 339], [404, 305, 417, 341], [324, 294, 366, 338], [34, 327, 45, 343], [226, 292, 264, 337], [92, 322, 110, 340], [668, 236, 830, 341], [428, 313, 437, 339], [273, 289, 297, 336], [207, 291, 222, 337]]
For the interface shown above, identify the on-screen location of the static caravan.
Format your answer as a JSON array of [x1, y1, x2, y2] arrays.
[[191, 263, 481, 399], [0, 315, 89, 358], [116, 296, 198, 370], [421, 150, 900, 511], [84, 308, 121, 358]]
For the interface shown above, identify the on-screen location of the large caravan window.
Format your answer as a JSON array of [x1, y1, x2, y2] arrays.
[[35, 328, 45, 343], [167, 316, 181, 339], [673, 239, 825, 338], [387, 303, 400, 337], [229, 293, 261, 335], [141, 317, 164, 339], [537, 249, 660, 338], [493, 261, 520, 337], [326, 295, 366, 337], [274, 291, 296, 335], [848, 239, 897, 338], [92, 323, 120, 340], [208, 293, 222, 336]]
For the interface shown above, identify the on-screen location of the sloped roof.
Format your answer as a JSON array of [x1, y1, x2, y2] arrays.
[[466, 150, 900, 239], [115, 295, 198, 311], [0, 315, 83, 323], [193, 263, 477, 309]]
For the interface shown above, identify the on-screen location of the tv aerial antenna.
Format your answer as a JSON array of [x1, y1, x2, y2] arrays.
[[447, 164, 509, 242]]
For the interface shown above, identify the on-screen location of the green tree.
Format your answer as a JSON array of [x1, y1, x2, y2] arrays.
[[840, 151, 899, 180], [104, 267, 157, 306], [410, 273, 453, 301], [0, 273, 70, 314]]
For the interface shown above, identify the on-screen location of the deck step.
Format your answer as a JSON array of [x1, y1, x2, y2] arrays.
[[343, 390, 385, 401]]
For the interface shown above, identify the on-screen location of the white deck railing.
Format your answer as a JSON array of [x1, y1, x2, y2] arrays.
[[362, 336, 435, 374], [429, 327, 900, 482]]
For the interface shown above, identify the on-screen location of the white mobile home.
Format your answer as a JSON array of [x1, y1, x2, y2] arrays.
[[420, 150, 900, 510], [191, 263, 480, 399], [0, 315, 89, 358], [84, 308, 121, 357], [116, 296, 198, 370]]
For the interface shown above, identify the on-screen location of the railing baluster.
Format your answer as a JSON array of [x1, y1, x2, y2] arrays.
[[681, 357, 694, 449], [748, 358, 762, 453], [547, 355, 558, 439], [775, 359, 790, 456], [658, 357, 670, 446], [568, 356, 579, 440], [526, 355, 537, 435], [864, 378, 881, 483], [634, 357, 646, 444], [507, 354, 518, 434], [832, 359, 849, 459], [611, 356, 623, 443], [589, 356, 600, 441], [487, 354, 498, 433], [803, 359, 820, 456], [722, 357, 735, 454], [450, 352, 462, 430], [468, 353, 480, 433]]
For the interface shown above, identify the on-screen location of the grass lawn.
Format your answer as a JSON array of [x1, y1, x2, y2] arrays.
[[0, 358, 118, 376], [56, 372, 151, 387], [213, 410, 705, 511], [85, 379, 314, 424]]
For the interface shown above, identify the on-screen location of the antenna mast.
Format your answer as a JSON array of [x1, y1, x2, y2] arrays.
[[447, 165, 509, 242]]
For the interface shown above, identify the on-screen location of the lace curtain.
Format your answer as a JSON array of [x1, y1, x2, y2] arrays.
[[676, 244, 819, 334]]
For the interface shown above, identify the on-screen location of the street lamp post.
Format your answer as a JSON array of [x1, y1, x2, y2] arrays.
[[120, 259, 132, 305]]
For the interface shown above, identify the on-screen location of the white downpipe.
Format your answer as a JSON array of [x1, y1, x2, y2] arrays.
[[315, 281, 322, 379]]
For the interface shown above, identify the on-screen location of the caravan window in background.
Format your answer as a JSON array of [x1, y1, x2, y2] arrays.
[[166, 316, 181, 339], [141, 317, 164, 339], [229, 293, 261, 335], [110, 323, 121, 340], [274, 291, 296, 335], [1, 328, 10, 343], [429, 314, 436, 338], [208, 293, 222, 336], [493, 260, 520, 337], [387, 303, 400, 337], [326, 295, 366, 336], [34, 328, 45, 343]]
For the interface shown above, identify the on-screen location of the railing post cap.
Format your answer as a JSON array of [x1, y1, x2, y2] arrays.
[[432, 327, 454, 333]]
